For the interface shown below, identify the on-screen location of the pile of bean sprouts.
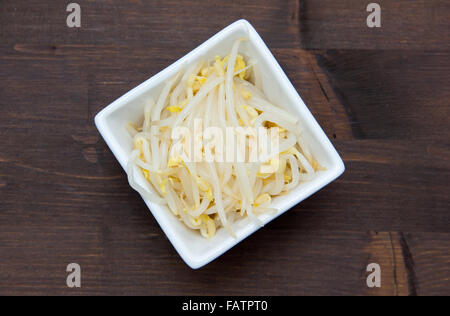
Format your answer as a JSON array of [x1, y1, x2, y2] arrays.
[[127, 39, 324, 238]]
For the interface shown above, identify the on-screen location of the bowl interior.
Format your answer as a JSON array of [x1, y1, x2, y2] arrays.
[[96, 20, 344, 268]]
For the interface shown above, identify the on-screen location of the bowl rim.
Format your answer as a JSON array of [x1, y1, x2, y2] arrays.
[[95, 19, 345, 269]]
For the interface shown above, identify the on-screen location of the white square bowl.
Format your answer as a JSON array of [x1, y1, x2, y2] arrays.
[[95, 19, 345, 269]]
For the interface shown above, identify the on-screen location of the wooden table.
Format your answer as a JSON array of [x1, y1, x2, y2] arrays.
[[0, 0, 448, 296]]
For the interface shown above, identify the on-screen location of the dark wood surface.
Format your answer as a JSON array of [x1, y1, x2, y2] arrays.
[[0, 0, 449, 296]]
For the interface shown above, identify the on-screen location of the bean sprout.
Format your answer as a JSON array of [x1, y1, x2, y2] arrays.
[[126, 40, 325, 238]]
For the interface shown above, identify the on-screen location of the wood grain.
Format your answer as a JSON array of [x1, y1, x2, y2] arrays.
[[298, 0, 450, 49], [313, 50, 450, 140], [0, 0, 449, 296]]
